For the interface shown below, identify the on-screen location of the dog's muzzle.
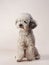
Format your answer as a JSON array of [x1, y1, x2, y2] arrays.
[[19, 24, 24, 29]]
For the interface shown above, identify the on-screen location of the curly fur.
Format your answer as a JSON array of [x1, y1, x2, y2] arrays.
[[15, 13, 40, 62]]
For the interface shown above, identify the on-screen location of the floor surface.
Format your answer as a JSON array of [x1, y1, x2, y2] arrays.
[[0, 50, 49, 65]]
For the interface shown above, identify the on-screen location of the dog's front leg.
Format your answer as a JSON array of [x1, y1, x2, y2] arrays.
[[16, 45, 24, 62], [26, 46, 35, 61]]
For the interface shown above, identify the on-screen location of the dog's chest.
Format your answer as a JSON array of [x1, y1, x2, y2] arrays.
[[16, 30, 35, 47], [19, 32, 28, 42]]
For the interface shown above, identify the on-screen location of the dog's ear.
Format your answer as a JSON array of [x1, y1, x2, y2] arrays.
[[29, 19, 37, 29]]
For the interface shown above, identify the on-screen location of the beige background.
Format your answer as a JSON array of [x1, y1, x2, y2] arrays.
[[0, 0, 49, 65]]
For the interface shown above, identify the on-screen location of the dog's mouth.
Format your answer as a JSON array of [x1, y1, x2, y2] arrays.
[[19, 26, 24, 29], [19, 24, 29, 31]]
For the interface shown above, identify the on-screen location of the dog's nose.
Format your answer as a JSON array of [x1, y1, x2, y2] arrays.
[[19, 24, 23, 27]]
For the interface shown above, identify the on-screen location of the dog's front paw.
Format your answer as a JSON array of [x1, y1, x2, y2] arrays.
[[27, 59, 32, 61], [17, 59, 22, 62], [27, 56, 35, 61], [15, 56, 22, 62]]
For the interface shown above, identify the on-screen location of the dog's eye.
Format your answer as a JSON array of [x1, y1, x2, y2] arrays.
[[24, 21, 27, 24]]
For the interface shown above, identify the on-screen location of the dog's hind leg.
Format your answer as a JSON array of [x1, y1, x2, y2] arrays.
[[34, 47, 40, 60]]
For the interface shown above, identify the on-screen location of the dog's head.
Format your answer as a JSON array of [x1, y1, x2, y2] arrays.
[[15, 13, 37, 31]]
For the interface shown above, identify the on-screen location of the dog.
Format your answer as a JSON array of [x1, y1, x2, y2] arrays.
[[15, 13, 40, 62]]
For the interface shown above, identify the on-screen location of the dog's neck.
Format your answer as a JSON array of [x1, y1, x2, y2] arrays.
[[18, 29, 32, 36]]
